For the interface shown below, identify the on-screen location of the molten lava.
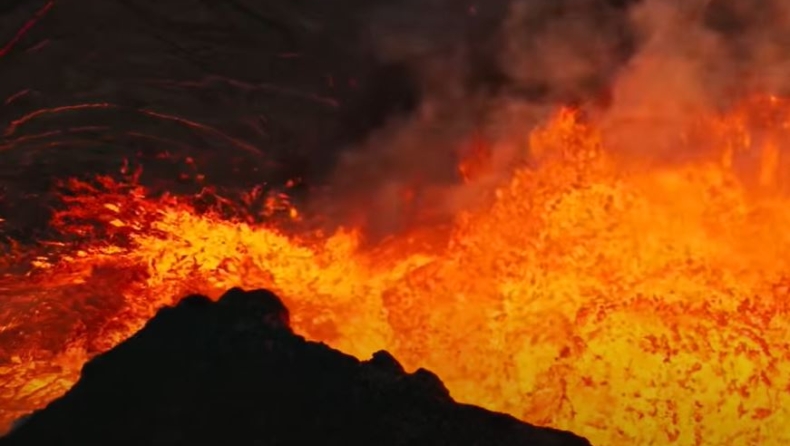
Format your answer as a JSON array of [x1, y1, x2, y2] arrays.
[[3, 98, 790, 445]]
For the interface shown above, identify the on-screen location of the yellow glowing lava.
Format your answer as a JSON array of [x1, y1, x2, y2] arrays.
[[3, 98, 790, 445]]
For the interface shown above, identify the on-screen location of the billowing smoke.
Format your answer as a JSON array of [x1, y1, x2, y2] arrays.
[[704, 0, 790, 96], [311, 0, 635, 238], [599, 0, 790, 163], [313, 0, 790, 239]]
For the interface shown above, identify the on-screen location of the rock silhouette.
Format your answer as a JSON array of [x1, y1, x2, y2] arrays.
[[1, 288, 591, 446]]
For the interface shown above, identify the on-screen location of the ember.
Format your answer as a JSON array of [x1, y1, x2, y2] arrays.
[[3, 96, 790, 445]]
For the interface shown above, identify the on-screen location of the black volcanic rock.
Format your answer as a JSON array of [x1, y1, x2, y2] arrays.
[[1, 288, 591, 446]]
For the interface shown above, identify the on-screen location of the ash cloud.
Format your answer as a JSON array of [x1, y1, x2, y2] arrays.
[[315, 0, 790, 238]]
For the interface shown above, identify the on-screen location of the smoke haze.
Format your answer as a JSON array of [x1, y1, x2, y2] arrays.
[[314, 0, 790, 238]]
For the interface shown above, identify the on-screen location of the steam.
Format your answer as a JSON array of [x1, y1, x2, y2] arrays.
[[316, 0, 790, 238]]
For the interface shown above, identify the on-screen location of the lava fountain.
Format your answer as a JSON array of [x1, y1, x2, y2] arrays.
[[3, 97, 790, 445]]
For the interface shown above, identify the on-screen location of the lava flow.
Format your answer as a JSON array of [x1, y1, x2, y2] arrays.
[[3, 97, 790, 446]]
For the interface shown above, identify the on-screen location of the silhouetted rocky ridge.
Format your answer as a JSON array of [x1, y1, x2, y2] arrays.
[[1, 288, 591, 446]]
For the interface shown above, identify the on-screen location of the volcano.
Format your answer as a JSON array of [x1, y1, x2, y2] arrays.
[[3, 0, 790, 445]]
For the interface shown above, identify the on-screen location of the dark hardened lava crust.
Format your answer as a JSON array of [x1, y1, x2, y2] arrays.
[[1, 288, 592, 446]]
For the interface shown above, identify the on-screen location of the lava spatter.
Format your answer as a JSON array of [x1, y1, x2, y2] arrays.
[[3, 99, 790, 445]]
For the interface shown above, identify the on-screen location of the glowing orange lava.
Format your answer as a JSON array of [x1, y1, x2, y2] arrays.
[[3, 97, 790, 445]]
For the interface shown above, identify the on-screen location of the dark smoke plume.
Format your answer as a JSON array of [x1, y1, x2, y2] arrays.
[[315, 0, 790, 239]]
